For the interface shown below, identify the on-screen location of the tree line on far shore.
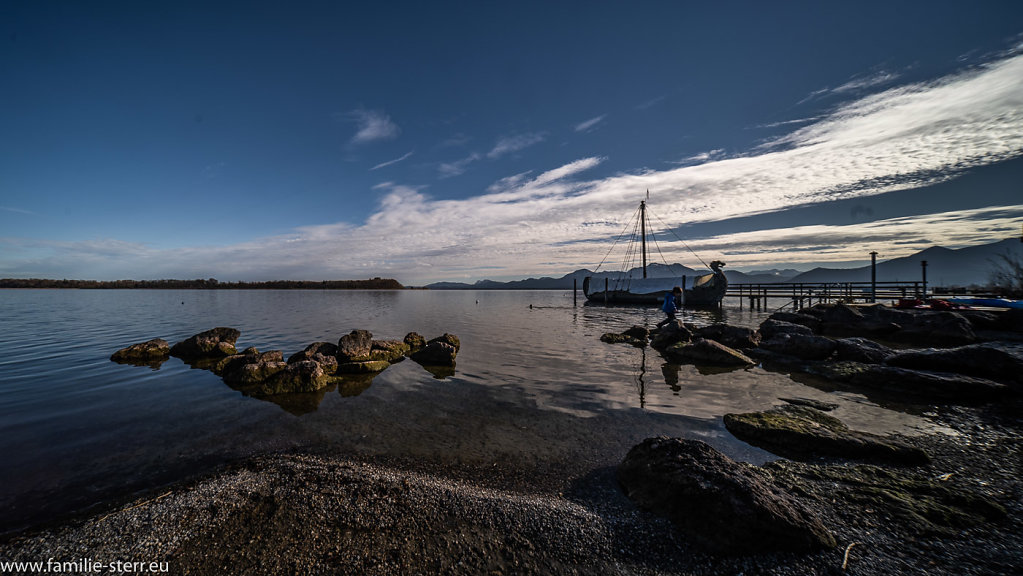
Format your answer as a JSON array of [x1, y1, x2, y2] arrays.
[[0, 278, 404, 290]]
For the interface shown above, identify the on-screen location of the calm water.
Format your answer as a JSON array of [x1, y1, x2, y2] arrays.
[[0, 289, 941, 533]]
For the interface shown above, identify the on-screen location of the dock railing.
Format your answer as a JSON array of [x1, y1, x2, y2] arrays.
[[727, 281, 1001, 311]]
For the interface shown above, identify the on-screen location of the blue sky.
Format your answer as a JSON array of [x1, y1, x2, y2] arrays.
[[2, 1, 1022, 284]]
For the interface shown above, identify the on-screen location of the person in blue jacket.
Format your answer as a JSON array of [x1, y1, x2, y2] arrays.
[[657, 286, 683, 328]]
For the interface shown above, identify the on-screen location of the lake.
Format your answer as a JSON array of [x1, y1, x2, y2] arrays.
[[0, 289, 941, 533]]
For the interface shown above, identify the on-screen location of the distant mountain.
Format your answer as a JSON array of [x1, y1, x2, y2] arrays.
[[424, 238, 1022, 290], [788, 238, 1022, 287]]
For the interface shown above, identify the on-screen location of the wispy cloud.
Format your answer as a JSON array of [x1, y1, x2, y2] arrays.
[[635, 95, 666, 110], [487, 132, 545, 159], [798, 70, 900, 104], [7, 52, 1023, 283], [0, 206, 34, 215], [345, 109, 400, 144], [370, 150, 414, 171], [574, 115, 606, 132], [438, 153, 481, 178]]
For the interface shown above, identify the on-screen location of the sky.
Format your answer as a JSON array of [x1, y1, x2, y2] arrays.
[[2, 1, 1022, 284]]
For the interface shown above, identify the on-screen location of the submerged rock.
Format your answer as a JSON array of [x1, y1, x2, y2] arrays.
[[724, 405, 930, 465], [664, 338, 754, 367], [337, 360, 391, 374], [617, 437, 836, 554], [600, 332, 646, 347], [110, 338, 170, 364], [170, 327, 241, 359]]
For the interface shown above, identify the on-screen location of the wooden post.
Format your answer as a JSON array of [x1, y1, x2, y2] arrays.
[[573, 278, 577, 306], [604, 278, 608, 305]]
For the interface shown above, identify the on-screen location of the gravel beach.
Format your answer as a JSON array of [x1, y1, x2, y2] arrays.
[[2, 398, 1019, 576]]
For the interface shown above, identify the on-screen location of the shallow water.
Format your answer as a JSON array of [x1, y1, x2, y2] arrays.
[[0, 289, 943, 532]]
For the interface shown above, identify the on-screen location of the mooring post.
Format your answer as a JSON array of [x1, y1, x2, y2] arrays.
[[604, 278, 609, 305], [573, 278, 577, 306], [921, 260, 928, 299], [870, 251, 878, 303]]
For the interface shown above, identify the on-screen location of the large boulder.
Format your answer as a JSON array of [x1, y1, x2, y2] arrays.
[[759, 333, 837, 360], [885, 344, 1023, 386], [812, 303, 900, 337], [617, 437, 836, 554], [337, 330, 374, 362], [217, 350, 285, 381], [288, 342, 338, 362], [894, 310, 976, 346], [834, 337, 895, 364], [813, 362, 1010, 402], [110, 338, 170, 364], [767, 311, 822, 333], [758, 319, 814, 340], [403, 332, 427, 351], [336, 360, 391, 374], [664, 338, 754, 367], [170, 327, 241, 359], [428, 333, 461, 352], [693, 324, 761, 349], [724, 405, 930, 465]]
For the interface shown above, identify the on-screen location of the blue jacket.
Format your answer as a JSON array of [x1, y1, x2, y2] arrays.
[[662, 291, 678, 314]]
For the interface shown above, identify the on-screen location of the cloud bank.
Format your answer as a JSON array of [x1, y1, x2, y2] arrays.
[[6, 53, 1023, 283]]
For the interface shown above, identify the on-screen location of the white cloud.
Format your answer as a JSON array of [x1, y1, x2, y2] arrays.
[[574, 115, 606, 132], [438, 153, 481, 178], [347, 109, 400, 144], [487, 132, 545, 159]]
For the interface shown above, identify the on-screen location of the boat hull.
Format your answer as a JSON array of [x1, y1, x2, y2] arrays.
[[583, 272, 727, 307]]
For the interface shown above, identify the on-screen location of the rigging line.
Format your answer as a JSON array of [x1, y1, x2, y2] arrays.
[[646, 207, 712, 270], [593, 205, 642, 274], [649, 230, 672, 269]]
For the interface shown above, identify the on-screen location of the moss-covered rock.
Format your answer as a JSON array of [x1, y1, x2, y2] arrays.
[[110, 338, 170, 365], [368, 340, 410, 362], [724, 404, 930, 465], [257, 361, 330, 395], [170, 327, 241, 359], [336, 360, 391, 374]]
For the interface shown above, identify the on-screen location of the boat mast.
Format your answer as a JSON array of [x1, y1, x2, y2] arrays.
[[640, 200, 647, 279]]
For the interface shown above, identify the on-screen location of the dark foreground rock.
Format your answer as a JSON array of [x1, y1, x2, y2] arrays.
[[110, 338, 170, 364], [170, 327, 241, 359], [617, 437, 836, 554], [724, 405, 931, 465], [812, 362, 1011, 402], [885, 344, 1023, 387]]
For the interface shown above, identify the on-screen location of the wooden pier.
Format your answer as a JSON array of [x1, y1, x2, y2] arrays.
[[728, 281, 960, 311]]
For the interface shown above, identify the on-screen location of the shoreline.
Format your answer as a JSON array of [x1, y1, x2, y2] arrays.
[[2, 401, 1020, 575]]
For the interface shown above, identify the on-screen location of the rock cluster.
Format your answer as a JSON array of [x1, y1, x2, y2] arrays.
[[111, 328, 460, 401]]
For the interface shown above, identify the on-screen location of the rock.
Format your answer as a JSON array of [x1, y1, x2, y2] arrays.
[[767, 311, 822, 333], [767, 461, 1006, 537], [403, 332, 426, 351], [664, 338, 755, 367], [649, 320, 692, 350], [778, 397, 839, 411], [600, 332, 646, 347], [760, 333, 837, 360], [885, 344, 1023, 386], [895, 310, 976, 346], [758, 319, 814, 340], [227, 360, 287, 386], [288, 342, 338, 362], [724, 405, 930, 465], [217, 350, 285, 380], [807, 303, 900, 337], [368, 340, 410, 362], [110, 338, 170, 363], [410, 341, 458, 367], [336, 360, 391, 374], [834, 337, 895, 364], [337, 330, 374, 362], [170, 327, 241, 359], [257, 361, 330, 395], [617, 437, 836, 554], [815, 362, 1011, 402], [428, 333, 460, 352], [623, 325, 650, 341], [693, 324, 761, 349]]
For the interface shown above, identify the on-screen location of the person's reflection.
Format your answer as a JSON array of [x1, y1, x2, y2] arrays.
[[661, 362, 681, 393]]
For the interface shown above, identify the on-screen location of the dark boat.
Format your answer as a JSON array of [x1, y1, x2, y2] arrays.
[[582, 200, 727, 307]]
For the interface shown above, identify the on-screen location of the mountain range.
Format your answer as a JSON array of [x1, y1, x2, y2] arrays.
[[424, 238, 1023, 290]]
